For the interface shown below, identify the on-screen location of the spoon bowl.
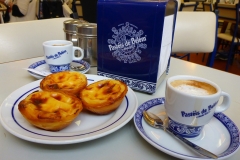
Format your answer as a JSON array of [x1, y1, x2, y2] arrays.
[[143, 111, 218, 159], [70, 64, 86, 71]]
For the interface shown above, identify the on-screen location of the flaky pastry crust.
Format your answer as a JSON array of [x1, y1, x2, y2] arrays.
[[40, 71, 87, 97], [18, 91, 83, 131], [79, 79, 128, 114]]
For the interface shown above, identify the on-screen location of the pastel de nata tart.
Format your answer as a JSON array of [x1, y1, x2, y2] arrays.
[[18, 91, 83, 131], [40, 71, 87, 97], [79, 79, 128, 114]]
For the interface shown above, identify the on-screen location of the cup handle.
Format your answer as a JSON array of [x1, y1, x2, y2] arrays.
[[215, 91, 231, 113], [72, 46, 84, 61]]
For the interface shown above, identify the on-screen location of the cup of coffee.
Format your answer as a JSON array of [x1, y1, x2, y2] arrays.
[[165, 75, 231, 138], [43, 40, 84, 73]]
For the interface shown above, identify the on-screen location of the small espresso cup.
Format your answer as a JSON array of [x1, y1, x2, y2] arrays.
[[165, 75, 231, 138], [43, 40, 84, 73]]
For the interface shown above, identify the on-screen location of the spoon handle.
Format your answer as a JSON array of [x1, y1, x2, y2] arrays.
[[165, 127, 218, 159]]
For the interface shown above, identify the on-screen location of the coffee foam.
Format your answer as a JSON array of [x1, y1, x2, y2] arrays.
[[52, 44, 66, 46], [171, 80, 217, 96], [174, 84, 210, 96]]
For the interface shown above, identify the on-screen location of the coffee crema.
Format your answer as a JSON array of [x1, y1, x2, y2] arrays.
[[52, 44, 66, 46], [170, 80, 217, 96]]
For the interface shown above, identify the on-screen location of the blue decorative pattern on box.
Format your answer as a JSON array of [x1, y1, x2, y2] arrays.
[[98, 71, 156, 93]]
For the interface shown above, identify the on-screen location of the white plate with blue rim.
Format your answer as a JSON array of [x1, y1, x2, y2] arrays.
[[134, 97, 240, 160], [28, 60, 91, 79], [0, 74, 138, 145]]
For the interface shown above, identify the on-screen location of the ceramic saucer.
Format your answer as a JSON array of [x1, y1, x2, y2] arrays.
[[28, 60, 90, 79], [134, 98, 240, 160]]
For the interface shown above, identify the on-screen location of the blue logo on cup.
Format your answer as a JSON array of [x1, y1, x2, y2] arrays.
[[46, 50, 68, 60], [181, 101, 218, 118]]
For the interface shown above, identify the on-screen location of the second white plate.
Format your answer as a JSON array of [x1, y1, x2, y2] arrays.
[[0, 74, 138, 145]]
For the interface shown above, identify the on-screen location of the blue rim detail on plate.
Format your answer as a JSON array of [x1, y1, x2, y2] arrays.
[[11, 78, 128, 137], [0, 75, 138, 145], [134, 97, 240, 159], [28, 60, 91, 78], [28, 60, 47, 77], [11, 86, 129, 137], [29, 60, 46, 68]]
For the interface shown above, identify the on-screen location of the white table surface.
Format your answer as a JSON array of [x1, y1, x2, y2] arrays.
[[0, 57, 239, 160]]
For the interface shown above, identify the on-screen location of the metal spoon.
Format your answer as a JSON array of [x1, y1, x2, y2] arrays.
[[143, 111, 218, 159], [70, 64, 86, 71]]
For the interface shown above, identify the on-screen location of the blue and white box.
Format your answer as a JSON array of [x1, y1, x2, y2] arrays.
[[97, 0, 178, 93]]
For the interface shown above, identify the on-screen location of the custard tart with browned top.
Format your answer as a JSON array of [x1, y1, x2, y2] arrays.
[[18, 91, 83, 131], [40, 71, 87, 96], [79, 79, 128, 114]]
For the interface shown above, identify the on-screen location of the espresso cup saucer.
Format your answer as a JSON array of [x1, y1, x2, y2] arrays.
[[134, 97, 240, 160], [28, 60, 90, 79]]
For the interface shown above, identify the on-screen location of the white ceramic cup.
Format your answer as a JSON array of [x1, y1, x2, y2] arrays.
[[165, 75, 231, 138], [43, 40, 84, 73]]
